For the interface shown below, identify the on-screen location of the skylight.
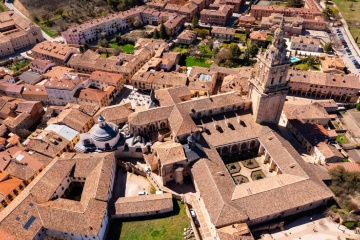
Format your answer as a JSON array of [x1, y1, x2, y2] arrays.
[[23, 216, 36, 230]]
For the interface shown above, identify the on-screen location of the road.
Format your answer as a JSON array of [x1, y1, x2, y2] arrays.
[[4, 2, 53, 41]]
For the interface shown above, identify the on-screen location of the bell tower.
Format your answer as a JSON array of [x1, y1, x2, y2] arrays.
[[248, 19, 290, 125]]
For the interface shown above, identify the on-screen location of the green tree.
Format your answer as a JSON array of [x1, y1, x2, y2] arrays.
[[192, 16, 199, 28], [323, 42, 333, 53], [249, 44, 259, 57], [197, 29, 209, 39], [287, 0, 302, 7], [322, 6, 333, 20], [153, 28, 160, 39], [79, 45, 84, 53], [306, 56, 316, 69], [230, 44, 241, 59], [159, 21, 168, 39], [84, 43, 89, 51], [356, 36, 358, 43]]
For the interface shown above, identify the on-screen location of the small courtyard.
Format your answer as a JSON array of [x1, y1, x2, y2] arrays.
[[223, 151, 274, 184]]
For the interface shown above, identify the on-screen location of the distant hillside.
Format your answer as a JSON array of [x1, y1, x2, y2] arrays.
[[18, 0, 143, 36]]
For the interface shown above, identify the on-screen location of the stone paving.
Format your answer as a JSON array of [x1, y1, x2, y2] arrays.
[[265, 214, 359, 240]]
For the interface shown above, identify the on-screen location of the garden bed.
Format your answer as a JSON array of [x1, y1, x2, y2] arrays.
[[251, 170, 265, 181], [233, 175, 249, 185], [242, 159, 259, 169], [226, 162, 241, 174]]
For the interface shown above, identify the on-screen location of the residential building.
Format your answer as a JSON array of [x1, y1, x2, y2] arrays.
[[114, 193, 173, 218], [31, 41, 78, 65], [29, 59, 55, 74], [162, 15, 186, 36], [191, 0, 207, 13], [187, 66, 217, 97], [21, 85, 49, 103], [25, 129, 72, 158], [0, 83, 23, 98], [200, 5, 233, 26], [209, 0, 245, 12], [161, 52, 180, 71], [250, 31, 268, 47], [146, 0, 167, 10], [45, 124, 80, 150], [44, 72, 89, 105], [18, 71, 43, 85], [88, 71, 124, 96], [178, 2, 198, 22], [47, 107, 94, 133], [0, 75, 15, 84], [238, 15, 256, 28], [288, 69, 360, 103], [0, 11, 44, 58], [74, 87, 110, 107], [290, 35, 319, 52], [131, 71, 188, 90], [220, 67, 253, 94], [320, 56, 346, 74], [0, 171, 24, 211], [211, 27, 236, 41], [177, 30, 197, 45], [62, 7, 145, 45]]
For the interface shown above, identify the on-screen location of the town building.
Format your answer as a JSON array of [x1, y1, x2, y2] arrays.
[[114, 193, 173, 218], [209, 0, 245, 12], [131, 71, 188, 91], [0, 171, 24, 211], [21, 85, 49, 103], [44, 124, 80, 150], [0, 152, 116, 240], [74, 87, 111, 107], [200, 5, 233, 26], [31, 41, 78, 65], [0, 11, 44, 58], [93, 102, 133, 126], [178, 2, 198, 22], [187, 66, 217, 97], [320, 56, 346, 74], [287, 69, 360, 103], [211, 27, 236, 41], [290, 35, 319, 52], [177, 30, 197, 45], [29, 59, 55, 74], [18, 71, 43, 85], [238, 15, 256, 28], [250, 31, 268, 47]]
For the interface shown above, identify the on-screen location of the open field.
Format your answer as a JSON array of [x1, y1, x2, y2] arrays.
[[333, 0, 360, 47], [18, 0, 115, 36], [118, 200, 190, 240], [185, 56, 213, 68]]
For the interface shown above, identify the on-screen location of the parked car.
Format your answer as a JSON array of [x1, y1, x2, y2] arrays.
[[190, 208, 196, 217], [138, 191, 148, 195], [193, 218, 200, 227]]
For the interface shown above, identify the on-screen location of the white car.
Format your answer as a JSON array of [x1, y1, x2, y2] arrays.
[[138, 191, 148, 195], [190, 208, 196, 217]]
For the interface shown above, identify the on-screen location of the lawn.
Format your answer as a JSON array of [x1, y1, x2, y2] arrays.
[[199, 44, 213, 55], [40, 26, 58, 38], [119, 200, 190, 240], [9, 59, 30, 72], [186, 56, 213, 68], [171, 45, 190, 54], [333, 0, 360, 47], [293, 62, 320, 71], [109, 42, 135, 53], [0, 2, 6, 12], [336, 134, 349, 144]]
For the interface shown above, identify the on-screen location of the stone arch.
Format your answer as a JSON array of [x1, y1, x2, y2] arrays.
[[250, 140, 256, 148], [149, 124, 156, 131], [241, 142, 247, 151], [222, 146, 229, 155], [231, 145, 238, 153]]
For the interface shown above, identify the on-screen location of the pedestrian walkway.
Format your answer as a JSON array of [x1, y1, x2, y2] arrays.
[[186, 194, 215, 240]]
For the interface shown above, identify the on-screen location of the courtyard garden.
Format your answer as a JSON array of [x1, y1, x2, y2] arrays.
[[117, 199, 190, 240], [171, 44, 190, 54], [185, 56, 213, 68], [7, 59, 30, 72]]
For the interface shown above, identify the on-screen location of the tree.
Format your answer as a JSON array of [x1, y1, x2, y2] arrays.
[[98, 39, 109, 47], [287, 0, 302, 7], [153, 28, 160, 39], [79, 45, 84, 53], [133, 16, 143, 28], [214, 48, 232, 65], [197, 29, 209, 39], [230, 44, 241, 59], [84, 43, 89, 51], [306, 56, 316, 69], [356, 36, 358, 43], [248, 44, 259, 57], [192, 16, 199, 28], [322, 6, 333, 20], [323, 42, 333, 53], [159, 21, 168, 40]]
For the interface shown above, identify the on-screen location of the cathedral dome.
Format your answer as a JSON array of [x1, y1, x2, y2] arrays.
[[90, 116, 119, 142]]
